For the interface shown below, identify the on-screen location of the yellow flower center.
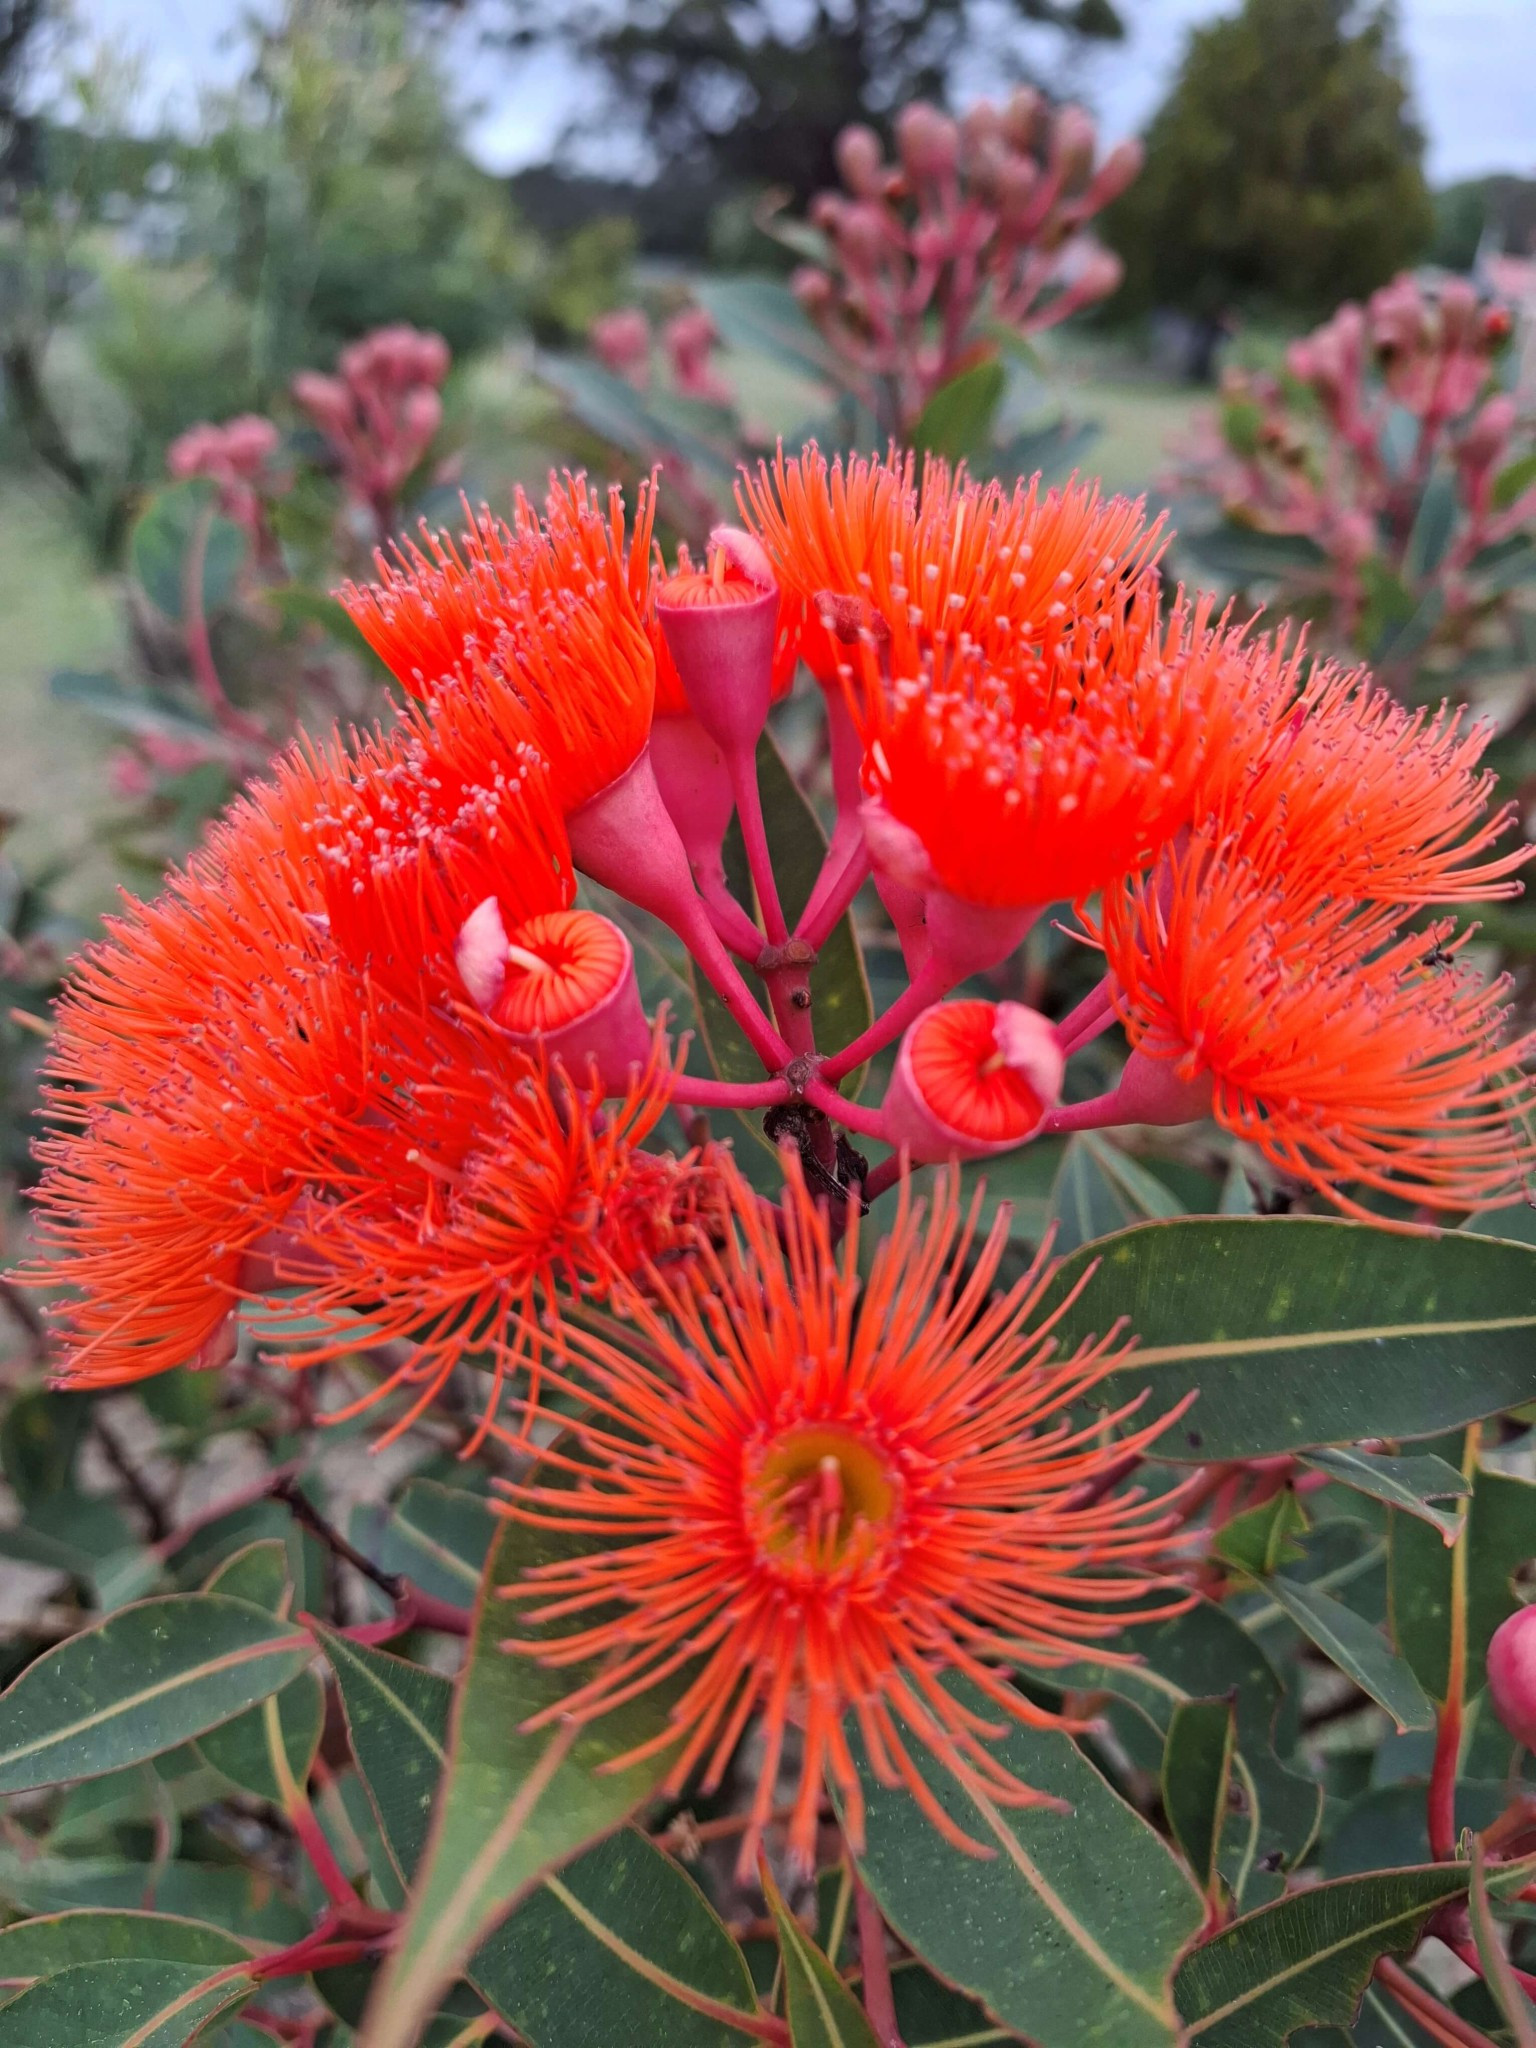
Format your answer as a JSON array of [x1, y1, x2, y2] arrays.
[[753, 1423, 897, 1565]]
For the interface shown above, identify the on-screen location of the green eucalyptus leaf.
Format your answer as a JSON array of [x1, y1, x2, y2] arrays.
[[1300, 1449, 1468, 1541], [1215, 1491, 1309, 1577], [0, 1595, 313, 1792], [0, 1957, 253, 2046], [369, 1480, 494, 1610], [692, 273, 841, 386], [1178, 524, 1328, 583], [1469, 1844, 1536, 2048], [355, 1510, 692, 2048], [1162, 1699, 1236, 1896], [0, 1387, 86, 1503], [910, 359, 1007, 463], [848, 1688, 1202, 2048], [1390, 1458, 1536, 1701], [0, 1854, 307, 1943], [1047, 1135, 1184, 1257], [764, 1864, 881, 2048], [316, 1622, 758, 2046], [1174, 1857, 1536, 2044], [130, 479, 248, 624], [1038, 1218, 1536, 1461], [1254, 1574, 1433, 1732], [889, 1960, 1018, 2044], [1322, 1780, 1510, 1878], [0, 1909, 253, 2000], [1056, 1599, 1321, 1901], [1404, 470, 1459, 581]]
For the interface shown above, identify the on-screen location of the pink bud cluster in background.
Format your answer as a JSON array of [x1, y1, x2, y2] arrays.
[[1170, 272, 1532, 669], [787, 90, 1140, 432], [166, 414, 283, 536], [292, 323, 450, 540], [589, 303, 735, 407]]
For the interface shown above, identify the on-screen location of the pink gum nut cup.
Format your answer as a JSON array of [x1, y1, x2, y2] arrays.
[[456, 898, 654, 1096], [882, 999, 1066, 1163]]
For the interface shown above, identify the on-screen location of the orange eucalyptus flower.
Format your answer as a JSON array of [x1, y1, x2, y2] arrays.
[[737, 444, 1161, 683], [498, 1164, 1191, 1877], [340, 474, 660, 816], [856, 589, 1254, 912], [23, 727, 716, 1430], [1095, 823, 1536, 1214]]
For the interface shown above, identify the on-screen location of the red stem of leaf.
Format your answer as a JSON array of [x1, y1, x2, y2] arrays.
[[854, 1870, 904, 2048], [1376, 1957, 1501, 2048]]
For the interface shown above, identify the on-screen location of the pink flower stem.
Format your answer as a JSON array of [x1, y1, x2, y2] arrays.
[[1038, 1093, 1119, 1136], [1055, 975, 1119, 1056], [674, 895, 792, 1071], [667, 1075, 792, 1109], [803, 1076, 890, 1143], [797, 840, 872, 953], [819, 957, 949, 1084], [729, 749, 789, 945], [863, 1154, 909, 1203], [854, 1869, 905, 2048], [698, 868, 766, 959]]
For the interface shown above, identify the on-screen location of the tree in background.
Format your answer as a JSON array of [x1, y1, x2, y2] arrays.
[[488, 0, 1127, 206], [1105, 0, 1432, 322]]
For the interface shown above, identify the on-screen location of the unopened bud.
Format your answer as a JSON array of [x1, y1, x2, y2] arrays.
[[399, 386, 443, 455], [895, 102, 960, 184], [1461, 392, 1518, 474], [222, 414, 280, 473], [1489, 1606, 1536, 1749], [656, 528, 783, 756], [792, 266, 835, 315], [1050, 104, 1097, 189], [835, 123, 886, 198], [292, 371, 355, 441], [994, 151, 1040, 227], [1084, 137, 1144, 213], [1001, 85, 1044, 155], [836, 201, 889, 274], [590, 307, 652, 380], [412, 330, 450, 387]]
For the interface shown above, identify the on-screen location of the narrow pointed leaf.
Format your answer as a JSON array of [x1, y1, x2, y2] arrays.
[[1391, 1461, 1536, 1700], [0, 1595, 313, 1792], [196, 1541, 323, 1803], [1470, 1843, 1536, 2048], [1176, 1858, 1536, 2043], [0, 1956, 254, 2046], [889, 1961, 1015, 2046], [0, 1909, 253, 1992], [1299, 1449, 1468, 1540], [848, 1689, 1202, 2048], [764, 1864, 881, 2048], [318, 1623, 756, 2047], [910, 360, 1007, 463], [370, 1480, 495, 1608], [355, 1512, 691, 2048], [0, 1854, 307, 1942], [1162, 1699, 1236, 1896], [1048, 1135, 1183, 1257], [1039, 1218, 1536, 1460], [1254, 1574, 1433, 1731]]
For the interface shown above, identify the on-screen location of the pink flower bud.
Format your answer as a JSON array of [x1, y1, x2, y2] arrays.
[[1001, 86, 1044, 154], [994, 151, 1040, 227], [1084, 136, 1144, 213], [1462, 391, 1517, 472], [108, 748, 153, 800], [657, 528, 781, 757], [411, 330, 450, 387], [835, 200, 889, 274], [792, 266, 835, 315], [1489, 1606, 1536, 1749], [895, 102, 960, 184], [960, 100, 1005, 164], [166, 424, 220, 480], [835, 123, 886, 198], [1439, 276, 1479, 349], [399, 386, 443, 455], [292, 371, 355, 442], [810, 192, 847, 233], [222, 414, 280, 474], [1049, 104, 1098, 189], [590, 307, 652, 381]]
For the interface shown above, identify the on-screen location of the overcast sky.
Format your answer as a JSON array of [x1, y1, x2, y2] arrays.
[[68, 0, 1536, 186]]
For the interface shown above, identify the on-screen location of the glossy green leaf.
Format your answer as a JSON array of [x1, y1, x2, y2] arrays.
[[356, 1511, 691, 2048], [0, 1594, 313, 1793], [370, 1480, 494, 1610], [0, 1854, 307, 1944], [889, 1960, 1016, 2045], [689, 730, 871, 1102], [910, 359, 1007, 463], [474, 1831, 762, 2048], [692, 273, 840, 386], [0, 1386, 86, 1503], [48, 670, 220, 747], [319, 1618, 757, 2047], [1039, 1218, 1536, 1461], [0, 1956, 253, 2046], [1162, 1700, 1236, 1896], [1253, 1574, 1433, 1732], [1390, 1456, 1535, 1701], [1175, 1857, 1536, 2043], [1047, 1135, 1184, 1257], [1215, 1491, 1308, 1577], [1057, 1599, 1321, 1901], [849, 1689, 1202, 2048], [0, 1909, 252, 2002], [130, 479, 248, 623], [1179, 523, 1328, 583], [1405, 470, 1459, 581], [1300, 1449, 1468, 1541], [194, 1542, 323, 1803], [764, 1864, 881, 2048], [1469, 1843, 1536, 2048], [1321, 1780, 1509, 1879]]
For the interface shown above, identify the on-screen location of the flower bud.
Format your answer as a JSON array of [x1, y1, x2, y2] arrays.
[[399, 386, 443, 456], [456, 900, 654, 1095], [792, 266, 835, 316], [1001, 85, 1044, 154], [882, 999, 1064, 1162], [836, 123, 886, 198], [411, 329, 451, 387], [895, 102, 960, 184], [657, 528, 782, 756], [1460, 392, 1517, 474], [994, 151, 1041, 228], [1084, 137, 1144, 213], [836, 201, 890, 274], [590, 307, 652, 380], [1489, 1605, 1536, 1749], [292, 371, 355, 443], [960, 99, 1005, 164], [1050, 104, 1097, 190]]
